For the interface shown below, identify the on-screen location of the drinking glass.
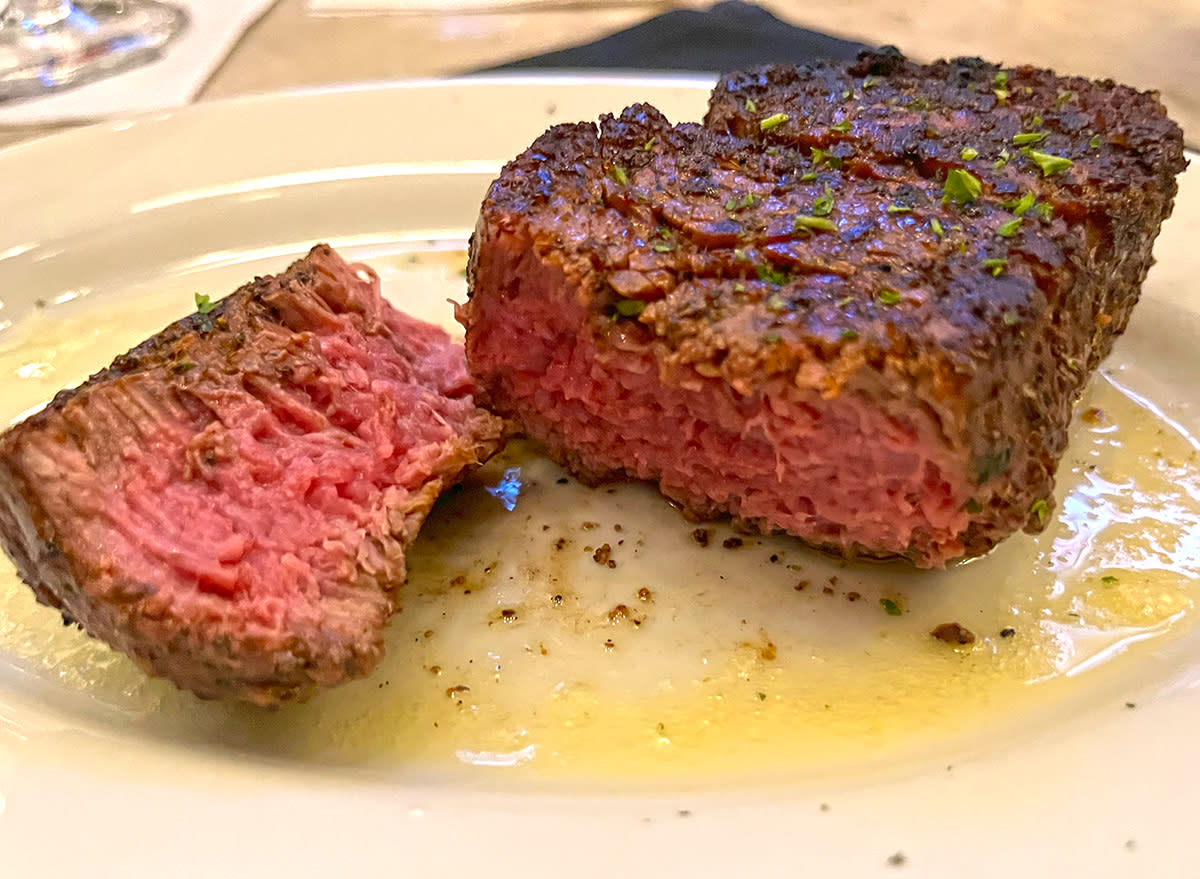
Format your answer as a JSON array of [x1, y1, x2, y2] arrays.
[[0, 1, 188, 103]]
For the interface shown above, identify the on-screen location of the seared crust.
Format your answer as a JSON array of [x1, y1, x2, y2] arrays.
[[0, 245, 504, 704], [466, 50, 1185, 563]]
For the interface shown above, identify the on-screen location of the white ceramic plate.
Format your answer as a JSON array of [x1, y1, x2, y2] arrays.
[[0, 77, 1198, 878]]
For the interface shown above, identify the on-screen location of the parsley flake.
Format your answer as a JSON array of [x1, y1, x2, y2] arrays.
[[609, 164, 629, 186], [756, 264, 790, 286], [880, 598, 903, 616], [1101, 574, 1120, 585], [800, 170, 818, 182], [887, 203, 913, 214], [1025, 149, 1074, 176], [764, 331, 782, 345], [1002, 191, 1037, 216], [1030, 498, 1049, 523], [981, 257, 1009, 276], [766, 294, 788, 312], [1089, 134, 1103, 149], [744, 97, 758, 113], [930, 217, 944, 238], [960, 146, 979, 161], [1003, 310, 1021, 326], [642, 137, 657, 151], [725, 192, 760, 212], [876, 288, 901, 306], [839, 327, 859, 341], [830, 120, 852, 133], [614, 299, 645, 317], [1034, 201, 1055, 221], [794, 215, 837, 232], [996, 217, 1023, 238], [812, 184, 835, 216], [943, 168, 983, 205], [653, 242, 676, 253], [1013, 131, 1049, 146], [760, 112, 789, 132], [195, 293, 216, 314]]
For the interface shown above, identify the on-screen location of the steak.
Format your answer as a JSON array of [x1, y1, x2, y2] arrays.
[[460, 50, 1186, 568], [0, 245, 504, 704]]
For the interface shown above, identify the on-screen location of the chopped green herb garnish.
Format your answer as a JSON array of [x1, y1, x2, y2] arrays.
[[841, 88, 854, 100], [744, 97, 758, 113], [1101, 574, 1119, 585], [1034, 201, 1055, 221], [960, 146, 979, 161], [653, 242, 676, 253], [1024, 148, 1074, 176], [733, 282, 746, 292], [839, 327, 859, 341], [943, 168, 983, 205], [1013, 131, 1049, 145], [996, 217, 1023, 238], [887, 204, 913, 214], [1055, 90, 1073, 109], [812, 184, 835, 216], [800, 170, 818, 182], [880, 598, 903, 616], [1065, 357, 1081, 372], [929, 217, 944, 238], [764, 331, 782, 345], [760, 112, 789, 132], [994, 87, 1010, 103], [1089, 134, 1103, 149], [1003, 310, 1021, 326], [725, 192, 760, 212], [810, 146, 827, 165], [642, 137, 657, 151], [614, 299, 645, 317], [994, 70, 1009, 88], [174, 360, 198, 373], [876, 288, 901, 306], [756, 264, 790, 286], [794, 215, 838, 232], [981, 257, 1009, 276], [993, 149, 1011, 169], [830, 120, 852, 133], [766, 294, 788, 312], [195, 293, 216, 314], [1002, 191, 1037, 216], [862, 77, 878, 89], [1030, 498, 1049, 522], [1031, 115, 1044, 128], [836, 295, 854, 307], [609, 164, 629, 186]]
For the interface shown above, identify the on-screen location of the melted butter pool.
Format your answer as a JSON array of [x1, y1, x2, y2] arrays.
[[0, 248, 1198, 784]]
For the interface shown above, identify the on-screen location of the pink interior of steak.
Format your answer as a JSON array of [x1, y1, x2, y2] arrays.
[[467, 240, 972, 567], [24, 251, 484, 640]]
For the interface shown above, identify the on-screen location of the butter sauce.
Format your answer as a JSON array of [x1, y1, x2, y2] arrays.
[[0, 249, 1197, 782]]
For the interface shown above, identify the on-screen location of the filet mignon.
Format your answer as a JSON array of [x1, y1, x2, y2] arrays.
[[460, 50, 1186, 568], [0, 245, 504, 704]]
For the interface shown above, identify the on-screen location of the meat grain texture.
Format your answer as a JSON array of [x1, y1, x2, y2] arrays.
[[462, 49, 1186, 568], [0, 245, 504, 704]]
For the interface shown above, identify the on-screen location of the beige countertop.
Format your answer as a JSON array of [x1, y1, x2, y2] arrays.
[[2, 0, 1197, 146]]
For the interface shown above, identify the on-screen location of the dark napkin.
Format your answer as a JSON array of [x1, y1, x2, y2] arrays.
[[478, 1, 870, 74]]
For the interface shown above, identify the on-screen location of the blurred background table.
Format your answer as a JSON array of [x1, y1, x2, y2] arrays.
[[1, 0, 1196, 148]]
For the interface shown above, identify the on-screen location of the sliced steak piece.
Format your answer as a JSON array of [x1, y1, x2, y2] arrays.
[[0, 245, 504, 705], [461, 52, 1185, 569]]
